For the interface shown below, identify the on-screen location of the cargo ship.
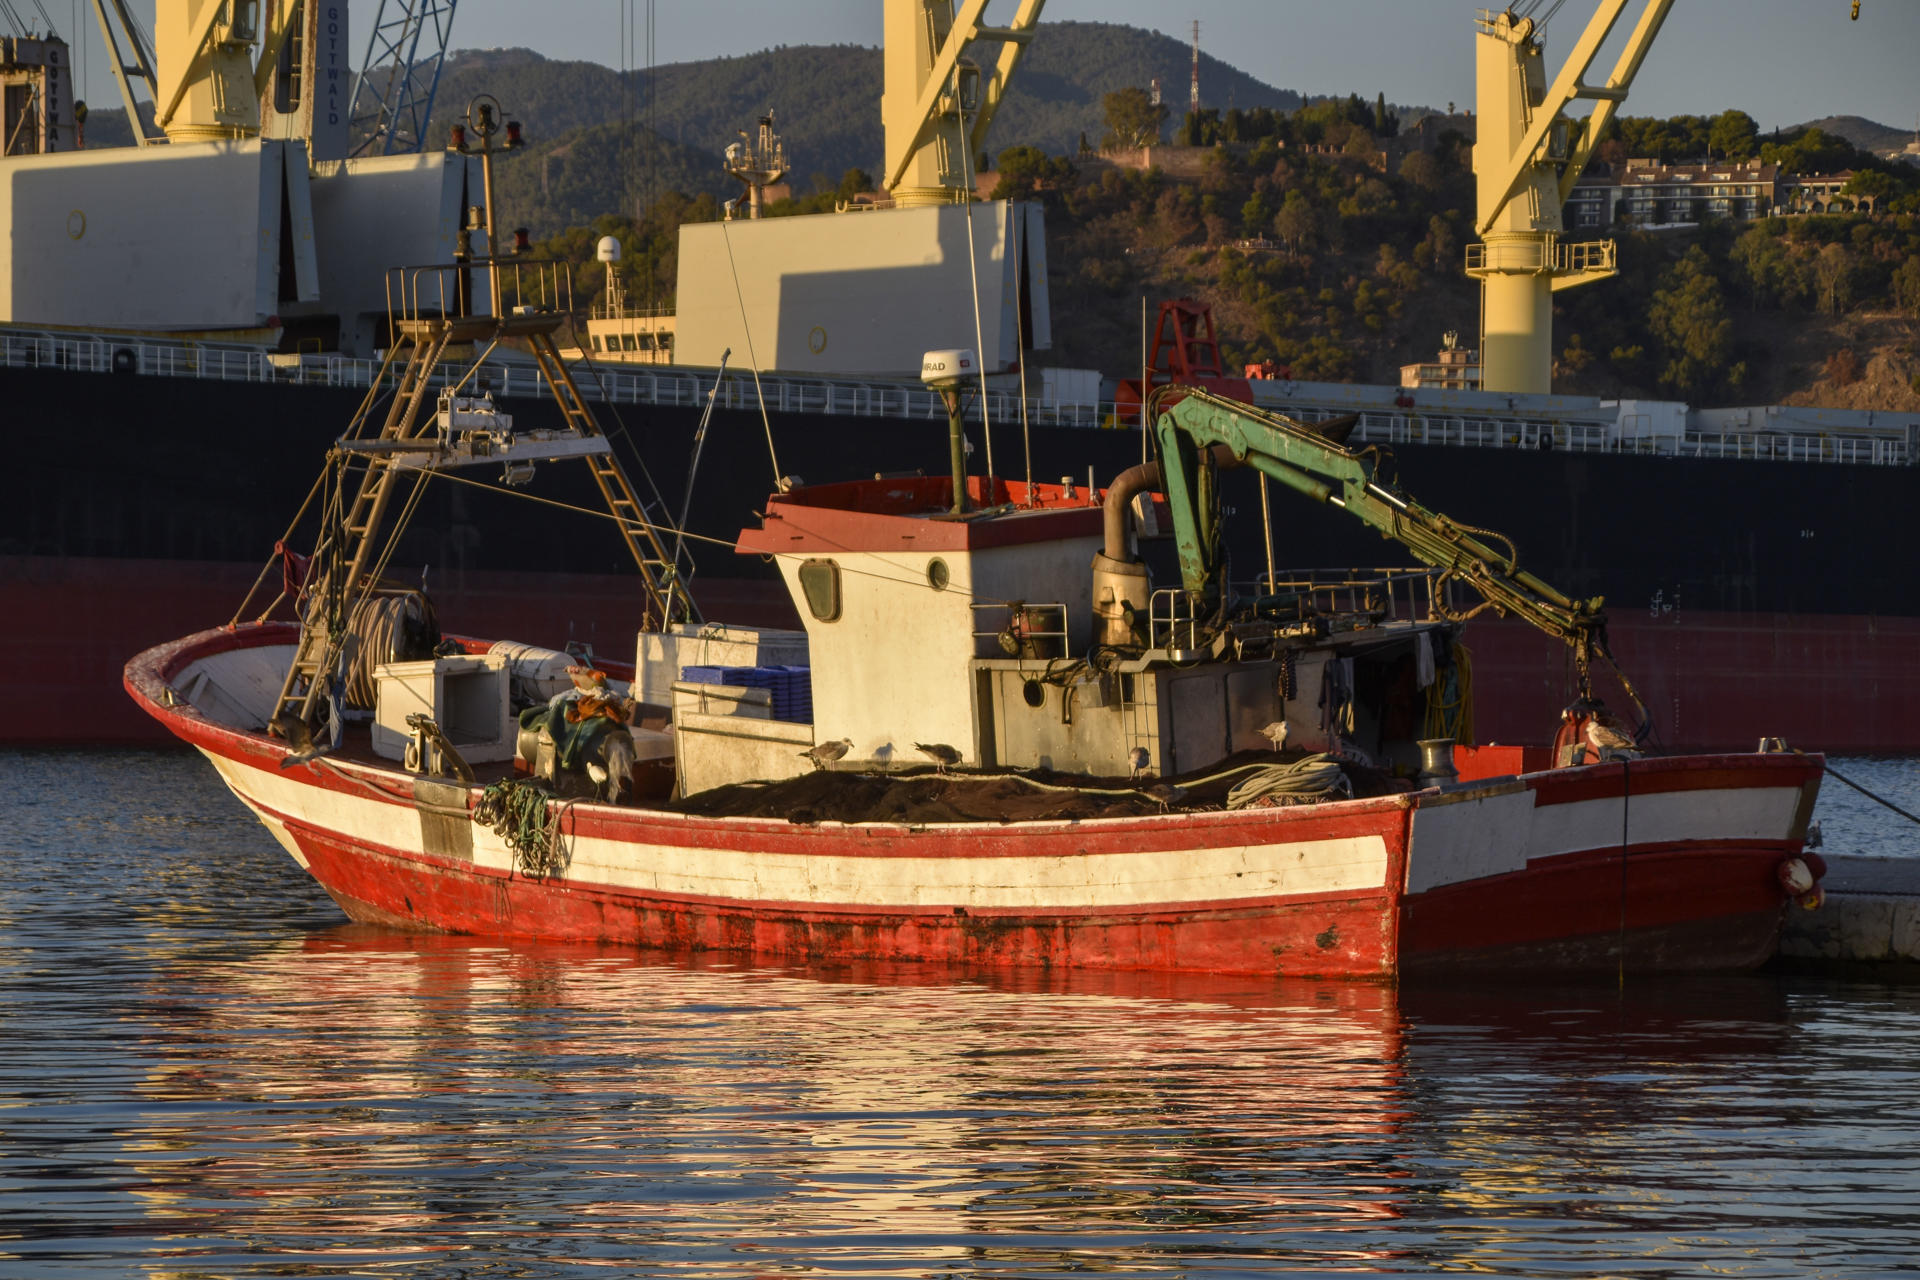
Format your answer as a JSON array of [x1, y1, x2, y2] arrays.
[[11, 1, 1919, 752], [11, 323, 1918, 752]]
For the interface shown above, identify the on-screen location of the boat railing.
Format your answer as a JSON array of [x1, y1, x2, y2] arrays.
[[588, 302, 675, 323], [2, 324, 1911, 468], [970, 601, 1072, 661], [1244, 568, 1453, 627], [384, 259, 575, 330], [1148, 589, 1207, 655]]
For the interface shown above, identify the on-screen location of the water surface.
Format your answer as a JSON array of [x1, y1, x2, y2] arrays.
[[3, 748, 1918, 1278]]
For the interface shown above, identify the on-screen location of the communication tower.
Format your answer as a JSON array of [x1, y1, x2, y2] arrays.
[[723, 111, 788, 220], [1189, 20, 1199, 115]]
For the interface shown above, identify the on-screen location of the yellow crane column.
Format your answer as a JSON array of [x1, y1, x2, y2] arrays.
[[880, 0, 1045, 207], [153, 0, 296, 143], [1469, 2, 1674, 394]]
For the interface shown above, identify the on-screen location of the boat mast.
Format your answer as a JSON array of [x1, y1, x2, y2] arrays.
[[266, 96, 698, 739]]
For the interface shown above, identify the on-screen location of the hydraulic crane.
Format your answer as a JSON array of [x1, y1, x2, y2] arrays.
[[1150, 388, 1638, 714]]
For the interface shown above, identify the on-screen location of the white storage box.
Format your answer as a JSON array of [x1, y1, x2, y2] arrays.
[[372, 655, 514, 765], [636, 623, 808, 706]]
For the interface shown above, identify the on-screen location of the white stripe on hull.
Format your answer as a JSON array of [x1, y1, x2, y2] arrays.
[[1407, 781, 1803, 893]]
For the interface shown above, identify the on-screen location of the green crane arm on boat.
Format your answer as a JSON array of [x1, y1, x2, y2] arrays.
[[1151, 387, 1611, 670]]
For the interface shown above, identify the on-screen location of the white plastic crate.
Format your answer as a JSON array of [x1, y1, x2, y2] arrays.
[[372, 655, 513, 765]]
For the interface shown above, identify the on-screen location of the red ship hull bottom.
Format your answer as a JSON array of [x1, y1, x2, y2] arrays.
[[127, 624, 1824, 980]]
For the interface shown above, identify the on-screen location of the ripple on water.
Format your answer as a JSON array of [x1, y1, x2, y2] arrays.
[[2, 748, 1918, 1277]]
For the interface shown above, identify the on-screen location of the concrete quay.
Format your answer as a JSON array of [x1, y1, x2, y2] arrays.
[[1778, 855, 1920, 972]]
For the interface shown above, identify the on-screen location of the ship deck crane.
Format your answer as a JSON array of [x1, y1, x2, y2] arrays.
[[1151, 388, 1637, 713], [882, 0, 1045, 205]]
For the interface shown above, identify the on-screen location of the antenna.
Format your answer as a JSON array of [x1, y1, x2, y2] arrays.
[[1189, 20, 1200, 115]]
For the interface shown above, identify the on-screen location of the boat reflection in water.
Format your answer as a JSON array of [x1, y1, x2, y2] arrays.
[[122, 932, 1413, 1272], [100, 926, 1890, 1278]]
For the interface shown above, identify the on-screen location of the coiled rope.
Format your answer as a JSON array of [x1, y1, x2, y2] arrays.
[[1423, 641, 1475, 744], [1225, 755, 1354, 808], [475, 780, 571, 878], [341, 592, 438, 708]]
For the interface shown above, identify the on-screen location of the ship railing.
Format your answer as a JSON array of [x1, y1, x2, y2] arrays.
[[1241, 568, 1455, 626], [588, 302, 675, 322], [1310, 405, 1911, 466], [970, 602, 1072, 661], [3, 324, 1911, 467]]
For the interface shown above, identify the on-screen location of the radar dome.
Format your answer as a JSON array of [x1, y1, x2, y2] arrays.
[[596, 236, 622, 263]]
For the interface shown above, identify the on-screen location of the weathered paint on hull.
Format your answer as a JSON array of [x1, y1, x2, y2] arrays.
[[283, 821, 1403, 976], [1401, 849, 1791, 975], [128, 624, 1825, 979]]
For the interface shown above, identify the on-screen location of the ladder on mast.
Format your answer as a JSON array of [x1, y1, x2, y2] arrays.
[[267, 298, 696, 738]]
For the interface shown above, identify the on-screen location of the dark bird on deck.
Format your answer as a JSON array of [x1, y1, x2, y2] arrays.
[[1805, 819, 1824, 851], [915, 742, 962, 773], [1143, 781, 1187, 811], [800, 738, 854, 770], [270, 711, 314, 755], [1127, 746, 1150, 779]]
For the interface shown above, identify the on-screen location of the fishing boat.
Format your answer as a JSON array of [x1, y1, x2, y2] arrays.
[[122, 138, 1829, 975]]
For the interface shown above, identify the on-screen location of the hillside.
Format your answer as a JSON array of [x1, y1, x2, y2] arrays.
[[52, 27, 1920, 411], [75, 20, 1307, 221], [1795, 114, 1914, 156]]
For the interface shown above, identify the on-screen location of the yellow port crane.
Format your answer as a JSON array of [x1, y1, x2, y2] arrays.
[[1472, 1, 1871, 394], [881, 0, 1046, 206]]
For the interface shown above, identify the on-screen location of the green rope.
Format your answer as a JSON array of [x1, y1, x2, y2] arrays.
[[475, 779, 568, 878]]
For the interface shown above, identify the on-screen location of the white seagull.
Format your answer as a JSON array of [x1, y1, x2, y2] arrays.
[[1259, 720, 1290, 752]]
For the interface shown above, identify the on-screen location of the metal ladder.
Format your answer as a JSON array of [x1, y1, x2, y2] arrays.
[[525, 330, 698, 630], [267, 319, 700, 739], [267, 330, 454, 732]]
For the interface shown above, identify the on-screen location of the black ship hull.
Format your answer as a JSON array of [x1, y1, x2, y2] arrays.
[[8, 363, 1917, 749]]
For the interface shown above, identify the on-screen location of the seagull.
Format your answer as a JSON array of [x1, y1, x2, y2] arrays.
[[1259, 720, 1290, 752], [1805, 819, 1824, 851], [915, 742, 962, 773], [270, 710, 314, 754], [800, 738, 854, 770], [1584, 718, 1642, 758], [1127, 746, 1151, 779]]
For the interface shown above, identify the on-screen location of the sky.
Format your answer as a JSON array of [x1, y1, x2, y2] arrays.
[[35, 1, 1920, 137]]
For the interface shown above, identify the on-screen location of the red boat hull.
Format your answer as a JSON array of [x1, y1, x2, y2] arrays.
[[125, 624, 1824, 978]]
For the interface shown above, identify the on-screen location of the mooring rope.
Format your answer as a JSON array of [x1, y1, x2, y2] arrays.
[[1820, 761, 1920, 827]]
